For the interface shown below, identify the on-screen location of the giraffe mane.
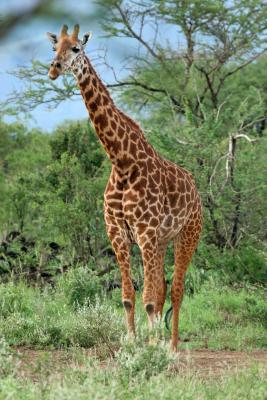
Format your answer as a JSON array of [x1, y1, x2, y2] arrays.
[[119, 111, 142, 133]]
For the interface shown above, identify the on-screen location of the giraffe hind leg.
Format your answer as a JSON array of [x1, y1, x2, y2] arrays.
[[171, 211, 202, 351]]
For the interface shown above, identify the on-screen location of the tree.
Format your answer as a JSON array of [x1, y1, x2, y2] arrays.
[[3, 0, 267, 253], [0, 119, 111, 273]]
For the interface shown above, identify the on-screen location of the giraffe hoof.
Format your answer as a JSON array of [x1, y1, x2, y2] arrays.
[[126, 331, 136, 341], [145, 303, 155, 315], [170, 340, 179, 352], [122, 299, 132, 311]]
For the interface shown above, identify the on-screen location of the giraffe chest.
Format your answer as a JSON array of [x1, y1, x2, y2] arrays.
[[104, 186, 143, 244]]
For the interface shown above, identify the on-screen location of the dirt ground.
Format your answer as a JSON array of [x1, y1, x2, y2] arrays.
[[13, 347, 267, 380], [175, 349, 267, 377]]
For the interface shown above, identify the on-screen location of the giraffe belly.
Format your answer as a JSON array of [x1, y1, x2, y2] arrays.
[[158, 216, 185, 243], [124, 211, 186, 245], [105, 207, 186, 246]]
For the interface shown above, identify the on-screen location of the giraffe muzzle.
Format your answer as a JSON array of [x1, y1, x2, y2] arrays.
[[48, 61, 62, 80], [48, 67, 60, 80]]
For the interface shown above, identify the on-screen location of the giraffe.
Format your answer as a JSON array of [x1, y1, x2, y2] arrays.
[[47, 24, 202, 350]]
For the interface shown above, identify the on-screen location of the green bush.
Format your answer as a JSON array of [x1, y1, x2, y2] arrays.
[[193, 243, 267, 285], [116, 340, 175, 381], [222, 246, 267, 284], [0, 282, 37, 318], [0, 281, 125, 350], [57, 266, 103, 308], [50, 120, 105, 175], [0, 338, 14, 377], [2, 298, 125, 350], [65, 299, 125, 353], [110, 288, 124, 308]]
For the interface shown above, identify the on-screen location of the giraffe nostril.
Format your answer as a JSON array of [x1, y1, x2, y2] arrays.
[[56, 62, 61, 69], [50, 62, 54, 67]]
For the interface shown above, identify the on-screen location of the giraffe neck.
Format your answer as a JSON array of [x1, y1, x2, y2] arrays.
[[72, 54, 150, 174]]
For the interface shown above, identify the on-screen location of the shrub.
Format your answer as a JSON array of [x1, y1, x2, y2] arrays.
[[222, 246, 267, 284], [57, 266, 103, 308], [66, 299, 125, 354], [0, 338, 14, 377], [116, 340, 175, 381], [193, 243, 267, 285], [50, 120, 105, 175], [110, 288, 124, 308], [0, 282, 37, 318]]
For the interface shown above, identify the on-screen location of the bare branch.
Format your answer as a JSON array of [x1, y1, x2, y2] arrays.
[[216, 47, 267, 95], [114, 3, 159, 59], [195, 65, 218, 109], [233, 134, 257, 143]]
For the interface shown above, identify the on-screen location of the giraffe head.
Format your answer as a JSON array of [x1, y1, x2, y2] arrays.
[[47, 24, 92, 80]]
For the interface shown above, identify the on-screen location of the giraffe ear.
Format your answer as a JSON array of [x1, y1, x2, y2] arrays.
[[81, 32, 92, 47], [47, 32, 58, 45]]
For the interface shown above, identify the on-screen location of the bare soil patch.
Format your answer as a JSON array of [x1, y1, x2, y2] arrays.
[[12, 347, 267, 381], [175, 349, 267, 377]]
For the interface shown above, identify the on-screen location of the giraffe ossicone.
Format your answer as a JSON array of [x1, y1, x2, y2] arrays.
[[47, 24, 202, 351]]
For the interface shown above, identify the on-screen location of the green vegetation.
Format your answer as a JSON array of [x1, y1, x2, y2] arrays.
[[1, 0, 267, 284], [0, 332, 266, 400], [0, 280, 266, 399], [0, 279, 266, 351], [0, 363, 266, 400], [1, 119, 266, 286]]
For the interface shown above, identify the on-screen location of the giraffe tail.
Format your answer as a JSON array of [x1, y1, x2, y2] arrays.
[[164, 306, 173, 331]]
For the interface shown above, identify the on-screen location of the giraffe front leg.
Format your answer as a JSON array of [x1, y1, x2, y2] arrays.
[[154, 246, 167, 319], [139, 234, 159, 333], [143, 245, 166, 343], [107, 228, 135, 336]]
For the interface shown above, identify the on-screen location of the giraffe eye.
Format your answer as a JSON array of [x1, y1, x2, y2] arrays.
[[72, 46, 80, 53]]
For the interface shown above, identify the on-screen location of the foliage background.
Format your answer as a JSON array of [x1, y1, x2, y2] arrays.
[[1, 0, 266, 288]]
